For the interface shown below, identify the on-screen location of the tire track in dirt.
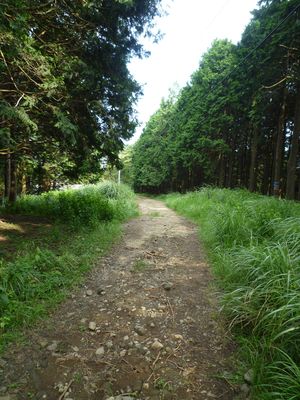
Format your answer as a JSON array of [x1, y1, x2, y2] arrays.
[[0, 197, 235, 400]]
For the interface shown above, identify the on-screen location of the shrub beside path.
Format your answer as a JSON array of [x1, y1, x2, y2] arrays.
[[1, 197, 235, 399]]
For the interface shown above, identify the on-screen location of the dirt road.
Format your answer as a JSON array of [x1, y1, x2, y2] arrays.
[[1, 197, 235, 399]]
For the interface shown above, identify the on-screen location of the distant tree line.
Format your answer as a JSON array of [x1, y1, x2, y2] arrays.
[[133, 0, 300, 200], [0, 0, 162, 202]]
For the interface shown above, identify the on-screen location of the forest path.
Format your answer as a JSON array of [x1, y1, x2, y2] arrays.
[[1, 197, 235, 400]]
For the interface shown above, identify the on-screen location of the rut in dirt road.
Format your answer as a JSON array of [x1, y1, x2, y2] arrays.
[[1, 197, 235, 400]]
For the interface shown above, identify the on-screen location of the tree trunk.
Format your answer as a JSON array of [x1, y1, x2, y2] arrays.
[[26, 176, 31, 193], [236, 150, 244, 187], [4, 153, 11, 198], [286, 84, 300, 200], [218, 155, 226, 187], [273, 87, 288, 197], [37, 159, 45, 194], [8, 157, 17, 203], [249, 128, 259, 192], [21, 173, 27, 194], [261, 151, 271, 195], [226, 151, 234, 188]]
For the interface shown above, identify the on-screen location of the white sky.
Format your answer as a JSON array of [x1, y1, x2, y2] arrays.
[[127, 0, 258, 143]]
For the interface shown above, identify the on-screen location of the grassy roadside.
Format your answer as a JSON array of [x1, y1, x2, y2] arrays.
[[161, 188, 300, 399], [0, 182, 138, 352]]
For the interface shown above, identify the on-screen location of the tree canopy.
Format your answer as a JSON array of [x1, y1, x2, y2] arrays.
[[132, 0, 300, 200], [0, 0, 162, 200]]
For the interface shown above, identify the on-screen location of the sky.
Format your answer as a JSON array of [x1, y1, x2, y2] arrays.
[[127, 0, 259, 143]]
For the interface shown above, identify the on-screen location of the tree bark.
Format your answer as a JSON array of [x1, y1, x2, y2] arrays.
[[226, 151, 234, 188], [4, 153, 11, 198], [218, 155, 226, 187], [21, 173, 27, 194], [273, 87, 288, 197], [261, 148, 272, 195], [8, 157, 17, 203], [286, 84, 300, 200], [249, 128, 259, 192]]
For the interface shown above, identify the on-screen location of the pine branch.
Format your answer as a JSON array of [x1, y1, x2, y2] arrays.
[[0, 49, 23, 95]]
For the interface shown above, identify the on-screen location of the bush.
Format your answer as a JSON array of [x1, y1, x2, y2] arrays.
[[3, 181, 137, 226]]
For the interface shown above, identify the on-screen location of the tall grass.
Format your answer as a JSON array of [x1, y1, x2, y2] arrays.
[[4, 181, 137, 226], [0, 182, 137, 351], [162, 188, 300, 399]]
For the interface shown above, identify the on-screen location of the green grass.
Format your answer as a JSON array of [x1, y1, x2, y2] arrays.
[[161, 188, 300, 399], [132, 259, 148, 272], [0, 182, 138, 351], [3, 182, 137, 226]]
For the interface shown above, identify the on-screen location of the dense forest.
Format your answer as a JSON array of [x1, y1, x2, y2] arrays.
[[133, 0, 300, 200], [0, 0, 162, 202]]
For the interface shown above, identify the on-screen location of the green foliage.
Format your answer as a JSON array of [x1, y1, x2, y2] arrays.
[[97, 181, 123, 199], [163, 188, 300, 398], [133, 40, 238, 193], [97, 182, 138, 220], [133, 96, 177, 193], [0, 0, 163, 196], [120, 145, 135, 186]]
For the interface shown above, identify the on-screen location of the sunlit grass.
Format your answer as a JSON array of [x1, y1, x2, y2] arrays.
[[2, 182, 137, 226], [162, 188, 300, 399]]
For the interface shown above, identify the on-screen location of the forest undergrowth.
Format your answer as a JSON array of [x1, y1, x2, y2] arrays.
[[0, 182, 138, 351], [162, 188, 300, 399]]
